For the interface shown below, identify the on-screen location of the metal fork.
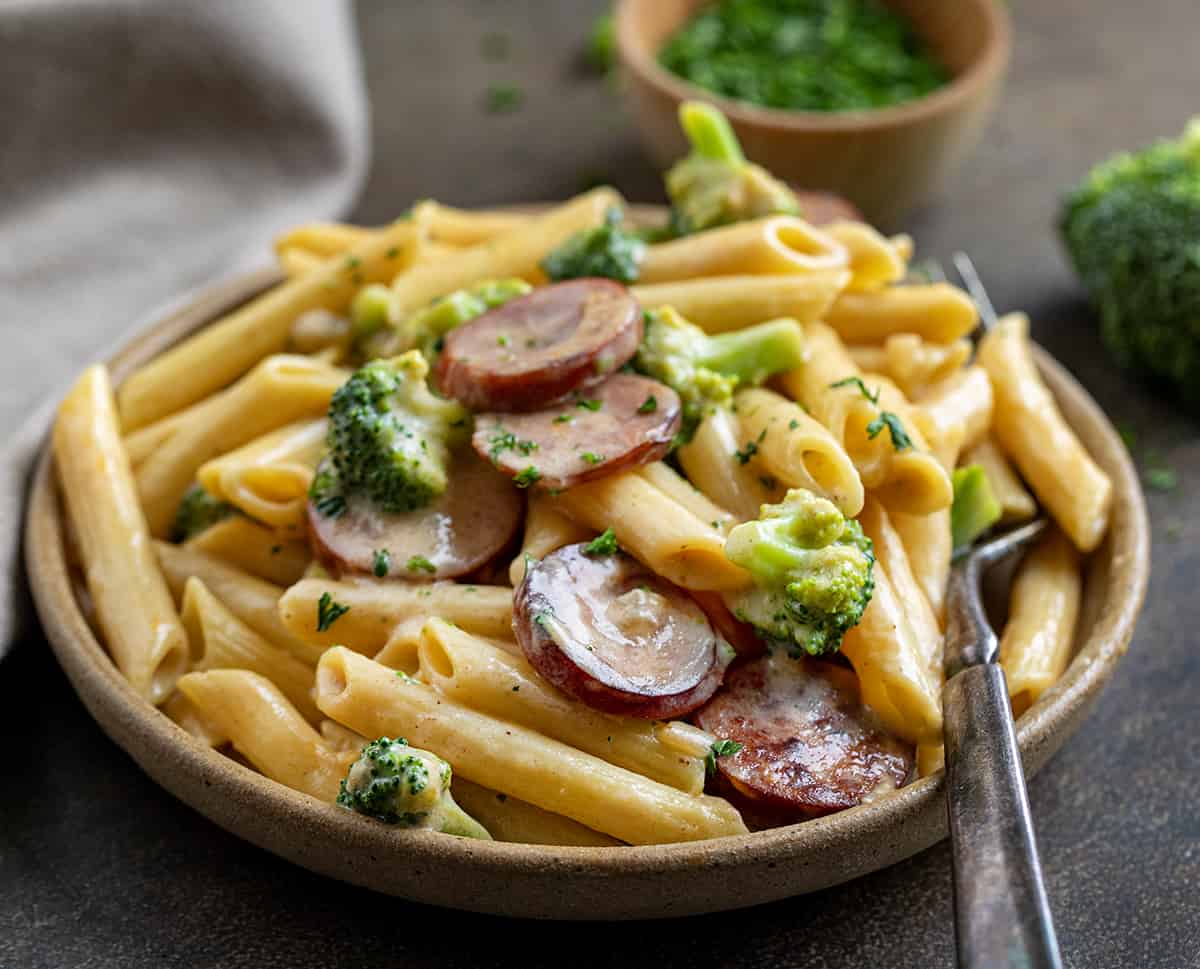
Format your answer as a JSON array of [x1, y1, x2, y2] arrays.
[[932, 254, 1064, 969]]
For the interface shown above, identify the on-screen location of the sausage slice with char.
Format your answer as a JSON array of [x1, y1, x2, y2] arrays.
[[472, 374, 681, 491], [514, 543, 732, 719], [696, 655, 914, 819], [436, 278, 643, 412], [308, 451, 522, 581]]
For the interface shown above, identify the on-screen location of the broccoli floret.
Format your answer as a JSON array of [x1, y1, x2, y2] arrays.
[[724, 488, 875, 657], [1059, 117, 1200, 409], [665, 101, 800, 235], [950, 465, 1002, 556], [320, 351, 469, 515], [635, 306, 805, 439], [337, 737, 491, 839], [170, 483, 234, 542], [540, 207, 646, 283], [362, 278, 531, 361]]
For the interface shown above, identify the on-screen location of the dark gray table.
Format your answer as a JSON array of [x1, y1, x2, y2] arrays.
[[3, 2, 1198, 966]]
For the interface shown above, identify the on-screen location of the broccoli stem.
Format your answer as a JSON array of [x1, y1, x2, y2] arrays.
[[697, 318, 805, 385], [438, 797, 493, 839], [679, 101, 744, 164]]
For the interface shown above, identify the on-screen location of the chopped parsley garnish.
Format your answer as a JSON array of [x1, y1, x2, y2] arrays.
[[830, 375, 880, 404], [484, 83, 524, 113], [575, 397, 603, 411], [406, 555, 437, 574], [733, 440, 759, 464], [373, 549, 391, 577], [584, 528, 619, 556], [316, 592, 350, 632], [270, 544, 282, 556], [637, 395, 658, 414], [553, 413, 574, 424], [581, 451, 604, 465], [385, 245, 400, 259], [497, 333, 510, 347], [488, 428, 538, 462], [513, 466, 542, 488], [705, 738, 744, 775], [788, 418, 800, 430], [866, 412, 913, 451]]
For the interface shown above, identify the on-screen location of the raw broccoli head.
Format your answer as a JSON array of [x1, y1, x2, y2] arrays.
[[337, 737, 491, 838], [170, 483, 234, 543], [320, 351, 469, 515], [1059, 117, 1200, 409], [360, 278, 531, 361], [635, 306, 805, 440], [540, 207, 646, 283], [665, 101, 800, 235], [724, 488, 875, 657]]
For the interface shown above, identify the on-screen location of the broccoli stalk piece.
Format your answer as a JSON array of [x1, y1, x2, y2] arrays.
[[723, 488, 875, 657], [635, 306, 805, 439], [950, 465, 1002, 555], [665, 101, 800, 235], [337, 737, 491, 839], [170, 483, 234, 542], [316, 351, 469, 515], [540, 207, 646, 283], [361, 278, 531, 361], [1059, 117, 1200, 410]]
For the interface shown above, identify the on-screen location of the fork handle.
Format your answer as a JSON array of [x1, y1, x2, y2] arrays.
[[943, 664, 1063, 969]]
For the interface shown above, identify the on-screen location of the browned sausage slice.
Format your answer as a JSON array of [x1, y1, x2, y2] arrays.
[[791, 189, 864, 226], [308, 450, 522, 581], [514, 544, 733, 719], [472, 374, 681, 491], [436, 278, 643, 412], [696, 655, 914, 818]]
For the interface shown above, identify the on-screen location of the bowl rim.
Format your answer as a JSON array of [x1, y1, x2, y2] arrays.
[[615, 0, 1014, 133], [25, 221, 1149, 913]]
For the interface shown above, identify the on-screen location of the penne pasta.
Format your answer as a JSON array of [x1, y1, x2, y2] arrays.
[[163, 690, 228, 747], [417, 619, 708, 793], [847, 335, 972, 400], [733, 387, 865, 516], [630, 270, 850, 334], [677, 408, 782, 521], [178, 669, 353, 800], [275, 222, 374, 258], [634, 461, 737, 534], [999, 528, 1082, 715], [824, 220, 907, 291], [451, 778, 621, 847], [825, 282, 979, 344], [155, 541, 324, 666], [278, 247, 326, 279], [978, 313, 1112, 552], [315, 647, 749, 844], [841, 498, 943, 744], [185, 516, 310, 587], [136, 356, 346, 538], [54, 366, 189, 704], [509, 492, 592, 586], [890, 509, 951, 624], [638, 216, 848, 284], [181, 578, 320, 723], [552, 470, 750, 592], [277, 577, 514, 653], [915, 365, 994, 468], [197, 418, 327, 530], [118, 219, 420, 430], [963, 437, 1038, 524], [413, 201, 533, 247]]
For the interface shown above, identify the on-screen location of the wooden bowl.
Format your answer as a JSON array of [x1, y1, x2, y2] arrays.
[[26, 254, 1147, 921], [616, 0, 1012, 226]]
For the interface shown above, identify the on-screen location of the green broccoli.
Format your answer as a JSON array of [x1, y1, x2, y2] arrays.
[[950, 465, 1002, 556], [635, 306, 805, 439], [337, 737, 491, 839], [1059, 117, 1200, 410], [723, 488, 875, 657], [361, 278, 531, 361], [170, 483, 234, 543], [540, 207, 646, 283], [665, 101, 800, 235], [314, 351, 469, 516]]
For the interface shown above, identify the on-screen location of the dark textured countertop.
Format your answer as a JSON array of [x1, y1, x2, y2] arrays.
[[3, 2, 1198, 966]]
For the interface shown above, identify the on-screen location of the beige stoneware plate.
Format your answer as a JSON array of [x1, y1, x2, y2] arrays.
[[25, 207, 1150, 919]]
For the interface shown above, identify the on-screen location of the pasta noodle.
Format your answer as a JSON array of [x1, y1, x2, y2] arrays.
[[677, 408, 781, 521], [824, 220, 907, 291], [509, 492, 592, 585], [315, 647, 749, 844], [962, 437, 1037, 524], [451, 778, 621, 847], [847, 335, 972, 400], [185, 516, 310, 586], [915, 365, 994, 468], [54, 366, 189, 704], [825, 282, 979, 344], [978, 313, 1112, 552]]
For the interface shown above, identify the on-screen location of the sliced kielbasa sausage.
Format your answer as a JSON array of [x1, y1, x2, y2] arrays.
[[436, 278, 642, 412], [696, 655, 914, 818], [514, 543, 733, 719], [472, 374, 681, 492], [791, 189, 864, 226], [308, 451, 522, 581]]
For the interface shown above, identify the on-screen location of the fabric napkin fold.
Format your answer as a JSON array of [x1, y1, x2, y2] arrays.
[[0, 0, 371, 658]]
